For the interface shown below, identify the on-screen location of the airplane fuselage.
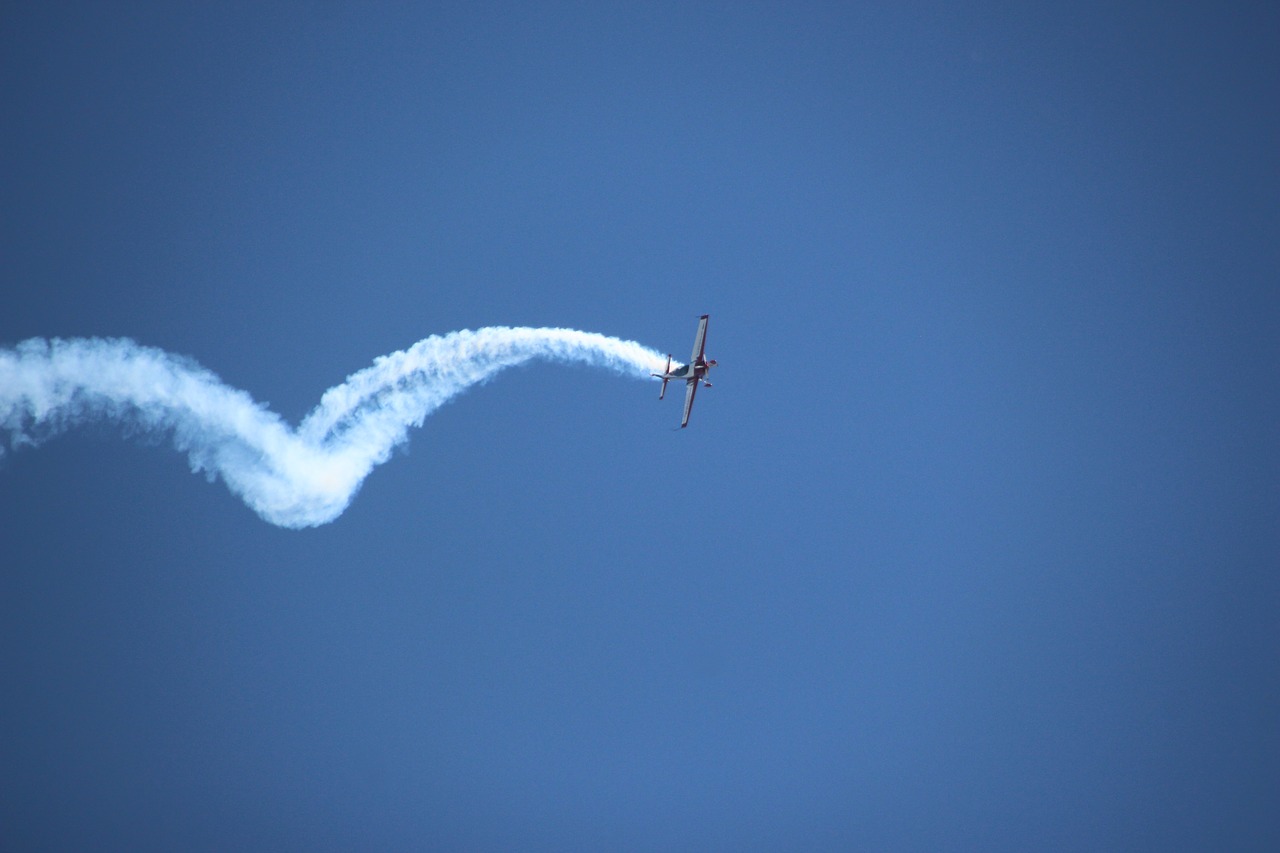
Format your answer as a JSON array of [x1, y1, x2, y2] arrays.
[[663, 362, 711, 383]]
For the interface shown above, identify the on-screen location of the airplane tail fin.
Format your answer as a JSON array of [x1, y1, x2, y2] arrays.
[[653, 354, 672, 399]]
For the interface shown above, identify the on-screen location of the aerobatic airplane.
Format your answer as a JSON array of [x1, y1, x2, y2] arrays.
[[652, 314, 717, 428]]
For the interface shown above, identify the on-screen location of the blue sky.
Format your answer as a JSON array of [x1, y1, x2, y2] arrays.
[[2, 2, 1277, 850]]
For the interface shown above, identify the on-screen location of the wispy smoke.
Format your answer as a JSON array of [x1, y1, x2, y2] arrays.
[[0, 328, 669, 527]]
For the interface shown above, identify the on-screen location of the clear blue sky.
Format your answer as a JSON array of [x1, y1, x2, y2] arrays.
[[2, 2, 1277, 850]]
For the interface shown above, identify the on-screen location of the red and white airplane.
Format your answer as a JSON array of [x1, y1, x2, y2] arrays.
[[652, 314, 717, 428]]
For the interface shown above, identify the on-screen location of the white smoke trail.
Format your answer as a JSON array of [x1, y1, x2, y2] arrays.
[[0, 327, 671, 527]]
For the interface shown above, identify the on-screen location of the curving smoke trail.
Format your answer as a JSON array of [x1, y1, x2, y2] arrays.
[[0, 327, 670, 527]]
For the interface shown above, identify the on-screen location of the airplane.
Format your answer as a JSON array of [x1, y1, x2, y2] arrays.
[[652, 314, 717, 428]]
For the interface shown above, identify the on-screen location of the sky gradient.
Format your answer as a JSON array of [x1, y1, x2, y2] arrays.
[[2, 3, 1277, 850]]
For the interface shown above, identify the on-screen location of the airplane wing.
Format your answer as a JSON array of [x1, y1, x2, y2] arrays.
[[690, 314, 709, 364], [681, 379, 698, 428]]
